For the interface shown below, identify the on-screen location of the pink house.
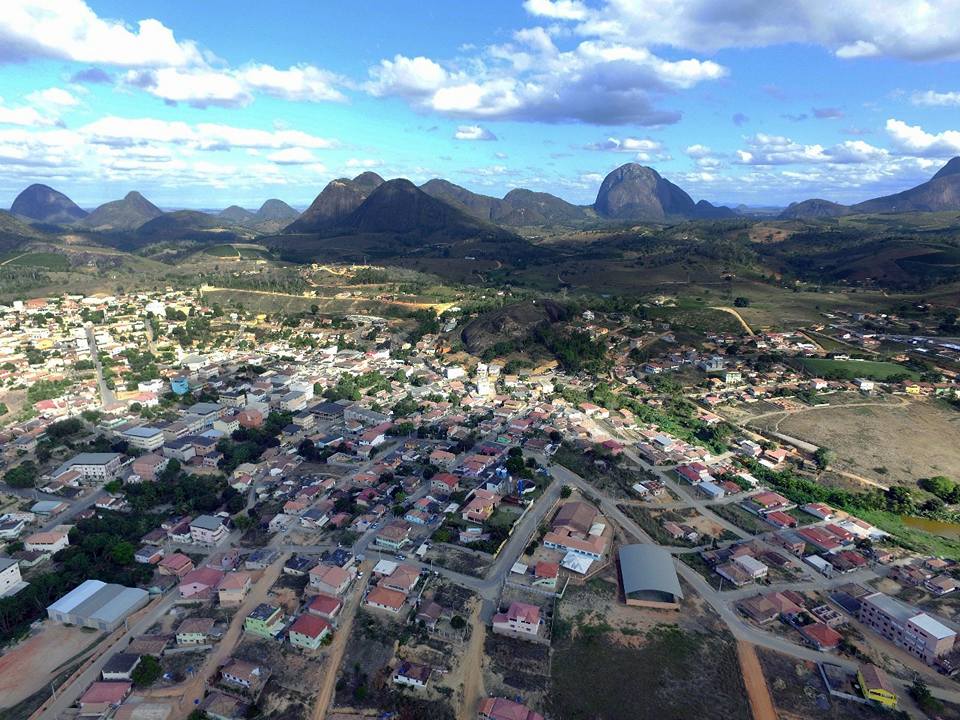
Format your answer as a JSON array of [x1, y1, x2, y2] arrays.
[[179, 566, 225, 600]]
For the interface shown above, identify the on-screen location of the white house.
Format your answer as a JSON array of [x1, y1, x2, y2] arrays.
[[190, 515, 228, 545]]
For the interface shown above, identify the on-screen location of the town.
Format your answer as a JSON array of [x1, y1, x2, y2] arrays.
[[0, 276, 958, 720]]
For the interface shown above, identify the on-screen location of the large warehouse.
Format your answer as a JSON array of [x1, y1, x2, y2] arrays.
[[618, 544, 684, 610], [47, 579, 150, 632]]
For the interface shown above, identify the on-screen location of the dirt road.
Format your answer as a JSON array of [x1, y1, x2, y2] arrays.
[[710, 306, 756, 336], [736, 641, 777, 720], [168, 553, 288, 713], [311, 562, 372, 720], [456, 600, 487, 720]]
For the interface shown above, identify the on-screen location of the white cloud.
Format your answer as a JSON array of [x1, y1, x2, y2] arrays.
[[366, 55, 449, 97], [685, 144, 712, 158], [1, 0, 205, 67], [366, 39, 725, 125], [585, 136, 670, 161], [80, 116, 336, 151], [885, 118, 960, 156], [123, 68, 251, 108], [0, 118, 341, 199], [523, 0, 589, 21], [911, 90, 960, 107], [267, 147, 316, 165], [566, 1, 960, 62], [0, 3, 346, 109], [121, 63, 348, 108], [0, 98, 56, 126], [239, 64, 346, 103], [454, 125, 497, 141], [735, 132, 889, 165], [27, 87, 80, 107], [346, 158, 381, 168]]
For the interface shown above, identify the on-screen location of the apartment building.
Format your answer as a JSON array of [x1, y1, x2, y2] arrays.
[[859, 592, 956, 665]]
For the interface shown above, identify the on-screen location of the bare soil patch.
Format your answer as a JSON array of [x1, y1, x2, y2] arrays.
[[0, 623, 103, 709]]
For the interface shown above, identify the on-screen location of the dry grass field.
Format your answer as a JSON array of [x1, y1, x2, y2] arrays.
[[761, 399, 960, 486]]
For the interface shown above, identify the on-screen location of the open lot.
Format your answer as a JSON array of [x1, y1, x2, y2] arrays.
[[545, 569, 749, 719], [755, 399, 960, 486], [0, 623, 104, 711], [548, 621, 750, 720], [757, 648, 893, 720], [331, 608, 455, 720]]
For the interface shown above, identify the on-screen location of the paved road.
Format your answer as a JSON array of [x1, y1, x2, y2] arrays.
[[38, 488, 106, 532], [85, 324, 117, 409]]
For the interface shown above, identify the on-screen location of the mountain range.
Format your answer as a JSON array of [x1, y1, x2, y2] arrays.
[[781, 157, 960, 219], [7, 157, 960, 245]]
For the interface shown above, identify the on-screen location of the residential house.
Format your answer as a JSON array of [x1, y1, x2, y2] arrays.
[[379, 564, 420, 595], [492, 601, 542, 640], [24, 528, 70, 554], [0, 558, 24, 597], [309, 564, 354, 596], [190, 515, 228, 546], [857, 664, 898, 708], [533, 561, 559, 590], [374, 520, 412, 552], [244, 603, 284, 639], [799, 622, 842, 651], [220, 658, 270, 695], [392, 660, 432, 689], [461, 489, 501, 523], [176, 617, 216, 645], [158, 552, 194, 578], [78, 681, 132, 709], [217, 572, 252, 606], [365, 586, 406, 614], [478, 698, 544, 720], [179, 567, 225, 601], [288, 613, 331, 651], [431, 472, 459, 495], [132, 453, 168, 480], [101, 653, 141, 682], [307, 593, 343, 622]]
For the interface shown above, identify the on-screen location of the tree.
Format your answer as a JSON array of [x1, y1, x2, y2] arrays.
[[919, 475, 959, 503], [884, 486, 914, 514], [560, 485, 572, 499], [232, 513, 255, 532], [909, 677, 943, 715], [132, 655, 163, 687], [733, 296, 751, 307], [110, 541, 135, 565], [450, 615, 466, 629], [5, 462, 38, 488], [814, 447, 835, 470]]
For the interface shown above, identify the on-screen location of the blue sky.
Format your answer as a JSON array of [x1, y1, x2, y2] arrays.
[[3, 1, 960, 210]]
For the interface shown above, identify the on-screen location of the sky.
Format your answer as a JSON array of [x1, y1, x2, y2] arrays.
[[3, 1, 960, 210]]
